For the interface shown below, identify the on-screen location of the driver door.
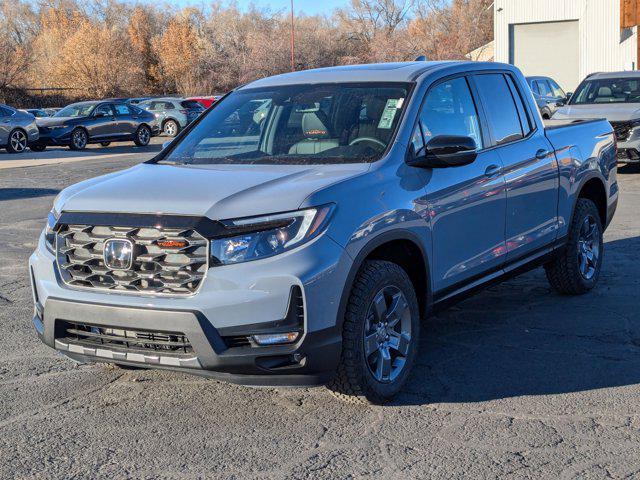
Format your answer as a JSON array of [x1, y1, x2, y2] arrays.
[[90, 103, 117, 140], [418, 76, 507, 294]]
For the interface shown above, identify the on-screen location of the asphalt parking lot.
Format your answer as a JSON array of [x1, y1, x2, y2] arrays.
[[1, 149, 639, 479]]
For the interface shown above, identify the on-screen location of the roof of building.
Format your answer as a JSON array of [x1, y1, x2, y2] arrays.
[[241, 61, 480, 88]]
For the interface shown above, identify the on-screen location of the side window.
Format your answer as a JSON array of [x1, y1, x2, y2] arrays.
[[474, 73, 524, 145], [0, 106, 12, 117], [114, 104, 131, 116], [505, 75, 533, 136], [530, 81, 540, 94], [94, 104, 113, 117], [419, 77, 483, 149], [536, 80, 552, 97], [549, 79, 565, 98]]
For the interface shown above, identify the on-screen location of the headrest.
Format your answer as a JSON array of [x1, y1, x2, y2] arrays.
[[302, 111, 332, 139], [365, 97, 387, 122], [597, 86, 613, 97]]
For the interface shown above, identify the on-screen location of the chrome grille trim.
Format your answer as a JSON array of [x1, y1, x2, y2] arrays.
[[56, 224, 209, 295], [611, 121, 634, 143]]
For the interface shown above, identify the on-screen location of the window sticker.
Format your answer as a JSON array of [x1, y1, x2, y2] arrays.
[[378, 98, 404, 129]]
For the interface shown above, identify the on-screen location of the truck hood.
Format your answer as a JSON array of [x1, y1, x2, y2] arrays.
[[57, 162, 370, 220], [553, 103, 640, 122]]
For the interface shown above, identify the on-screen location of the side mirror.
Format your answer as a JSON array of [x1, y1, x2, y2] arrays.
[[565, 92, 573, 102], [408, 135, 478, 168], [94, 112, 107, 118]]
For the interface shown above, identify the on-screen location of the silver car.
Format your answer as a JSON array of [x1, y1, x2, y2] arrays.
[[0, 104, 39, 153], [138, 98, 205, 137], [552, 71, 640, 164]]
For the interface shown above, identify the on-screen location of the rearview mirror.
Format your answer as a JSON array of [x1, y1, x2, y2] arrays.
[[408, 135, 478, 168]]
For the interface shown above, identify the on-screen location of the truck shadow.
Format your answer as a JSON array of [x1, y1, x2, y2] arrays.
[[395, 235, 640, 405]]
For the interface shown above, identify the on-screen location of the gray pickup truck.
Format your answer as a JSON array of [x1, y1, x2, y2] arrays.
[[30, 61, 618, 403]]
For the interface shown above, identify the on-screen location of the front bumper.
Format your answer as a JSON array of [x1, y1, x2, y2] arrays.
[[29, 231, 351, 386], [34, 129, 73, 146]]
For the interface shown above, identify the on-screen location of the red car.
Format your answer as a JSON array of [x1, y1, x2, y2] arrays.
[[186, 96, 222, 109]]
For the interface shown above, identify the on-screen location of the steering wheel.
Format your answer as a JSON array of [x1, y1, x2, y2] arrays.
[[349, 137, 386, 149]]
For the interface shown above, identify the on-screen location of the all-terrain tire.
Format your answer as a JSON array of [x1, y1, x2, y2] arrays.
[[545, 198, 603, 295], [327, 260, 420, 404]]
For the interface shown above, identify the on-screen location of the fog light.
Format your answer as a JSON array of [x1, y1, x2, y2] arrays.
[[251, 332, 300, 346]]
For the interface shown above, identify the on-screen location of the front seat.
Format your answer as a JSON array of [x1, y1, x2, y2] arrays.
[[289, 111, 339, 154]]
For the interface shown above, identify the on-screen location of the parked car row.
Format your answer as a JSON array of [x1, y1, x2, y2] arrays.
[[0, 93, 222, 153]]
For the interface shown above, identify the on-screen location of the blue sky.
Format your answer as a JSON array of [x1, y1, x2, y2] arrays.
[[165, 0, 350, 16]]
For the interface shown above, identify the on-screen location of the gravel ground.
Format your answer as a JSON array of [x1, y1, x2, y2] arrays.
[[1, 154, 639, 479]]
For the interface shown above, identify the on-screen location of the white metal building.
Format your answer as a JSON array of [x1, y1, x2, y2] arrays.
[[494, 0, 637, 92]]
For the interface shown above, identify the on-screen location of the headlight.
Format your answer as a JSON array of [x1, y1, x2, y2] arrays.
[[211, 205, 334, 266], [44, 207, 59, 253]]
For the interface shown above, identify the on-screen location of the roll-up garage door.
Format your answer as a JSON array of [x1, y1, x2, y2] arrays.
[[509, 20, 579, 92]]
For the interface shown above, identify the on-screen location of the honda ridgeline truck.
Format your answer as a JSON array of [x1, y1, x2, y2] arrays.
[[30, 62, 618, 403]]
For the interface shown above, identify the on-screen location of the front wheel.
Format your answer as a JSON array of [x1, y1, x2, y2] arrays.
[[134, 125, 151, 146], [545, 198, 604, 294], [6, 129, 28, 153], [328, 260, 420, 404], [69, 128, 88, 150]]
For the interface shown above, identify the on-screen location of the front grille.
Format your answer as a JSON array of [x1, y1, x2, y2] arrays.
[[610, 121, 634, 142], [56, 224, 208, 295], [57, 321, 194, 357]]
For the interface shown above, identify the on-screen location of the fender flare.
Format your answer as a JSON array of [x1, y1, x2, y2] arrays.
[[335, 229, 432, 329]]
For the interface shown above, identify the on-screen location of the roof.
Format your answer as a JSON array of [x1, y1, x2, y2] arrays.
[[586, 71, 640, 80], [242, 61, 461, 88]]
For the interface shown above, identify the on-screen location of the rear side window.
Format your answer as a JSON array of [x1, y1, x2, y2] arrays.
[[114, 104, 131, 116], [505, 75, 532, 136], [474, 73, 524, 145], [181, 100, 203, 109]]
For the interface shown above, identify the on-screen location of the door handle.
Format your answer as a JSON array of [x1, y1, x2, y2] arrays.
[[535, 149, 550, 160], [484, 164, 502, 178]]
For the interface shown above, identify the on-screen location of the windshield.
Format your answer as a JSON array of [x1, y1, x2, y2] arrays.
[[571, 77, 640, 105], [55, 104, 95, 117], [160, 82, 410, 165]]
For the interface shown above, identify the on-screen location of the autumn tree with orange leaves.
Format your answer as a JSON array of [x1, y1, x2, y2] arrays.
[[1, 0, 493, 105]]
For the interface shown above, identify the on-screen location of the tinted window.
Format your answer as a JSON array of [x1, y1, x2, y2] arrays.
[[474, 74, 523, 145], [0, 106, 13, 116], [94, 104, 113, 117], [419, 77, 483, 149], [506, 75, 532, 136], [114, 104, 131, 116], [181, 100, 203, 110]]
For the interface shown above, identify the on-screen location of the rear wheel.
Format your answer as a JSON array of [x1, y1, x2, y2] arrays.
[[69, 128, 88, 150], [163, 119, 179, 137], [6, 129, 28, 153], [328, 260, 420, 404], [545, 198, 604, 294], [134, 125, 151, 146]]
